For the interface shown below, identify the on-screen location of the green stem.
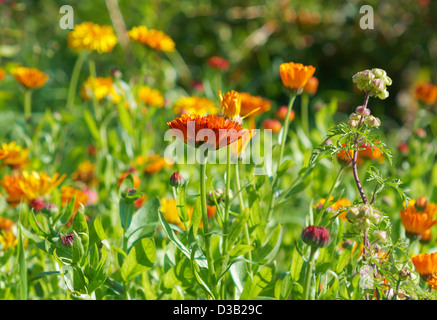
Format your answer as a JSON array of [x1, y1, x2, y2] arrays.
[[88, 58, 102, 122], [267, 94, 297, 220], [235, 161, 252, 274], [199, 154, 216, 299], [221, 144, 232, 299], [314, 166, 346, 226], [24, 89, 32, 122], [66, 51, 87, 110], [303, 246, 318, 300], [301, 93, 310, 137]]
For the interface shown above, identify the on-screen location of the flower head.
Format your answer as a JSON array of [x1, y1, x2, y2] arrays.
[[279, 62, 316, 94], [128, 26, 175, 52], [0, 230, 17, 250], [219, 90, 241, 121], [19, 171, 66, 203], [0, 217, 14, 231], [11, 67, 49, 89], [411, 252, 437, 279], [61, 232, 75, 247], [68, 22, 117, 53], [352, 68, 392, 100], [173, 96, 218, 116], [400, 198, 437, 239], [167, 114, 245, 150], [415, 82, 437, 106], [117, 169, 141, 189], [239, 92, 272, 118], [169, 172, 184, 188], [138, 85, 164, 108], [80, 76, 121, 103], [262, 119, 282, 133], [0, 141, 30, 169], [230, 129, 256, 159], [275, 106, 295, 121], [303, 76, 319, 95], [72, 160, 96, 185], [301, 225, 330, 248], [61, 186, 89, 214]]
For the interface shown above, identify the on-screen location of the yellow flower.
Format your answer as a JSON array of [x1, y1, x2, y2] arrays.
[[138, 85, 164, 108], [0, 174, 26, 207], [428, 274, 437, 290], [313, 196, 352, 220], [19, 171, 66, 202], [11, 67, 49, 89], [0, 230, 17, 250], [0, 141, 30, 169], [137, 154, 172, 175], [80, 76, 121, 103], [411, 252, 437, 278], [173, 96, 218, 116], [128, 26, 175, 52], [279, 62, 316, 92], [68, 22, 117, 53], [160, 197, 201, 231], [72, 160, 96, 185], [219, 90, 241, 121]]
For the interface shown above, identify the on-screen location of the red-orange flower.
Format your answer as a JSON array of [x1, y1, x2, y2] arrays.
[[11, 67, 49, 89], [411, 252, 437, 279], [400, 198, 437, 239], [262, 119, 282, 133], [303, 76, 319, 95], [415, 82, 437, 106], [207, 56, 229, 70], [167, 114, 245, 150], [275, 106, 295, 121], [61, 186, 89, 214]]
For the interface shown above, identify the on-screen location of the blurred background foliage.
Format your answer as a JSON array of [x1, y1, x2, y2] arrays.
[[1, 0, 436, 125]]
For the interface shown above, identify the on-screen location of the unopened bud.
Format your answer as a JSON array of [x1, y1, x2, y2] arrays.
[[348, 119, 359, 127], [349, 113, 361, 121], [169, 172, 184, 188], [30, 198, 45, 212], [373, 230, 388, 243], [41, 203, 59, 216], [346, 206, 360, 223], [301, 225, 330, 248], [364, 115, 381, 128], [61, 232, 75, 247], [356, 105, 370, 116], [415, 196, 428, 211]]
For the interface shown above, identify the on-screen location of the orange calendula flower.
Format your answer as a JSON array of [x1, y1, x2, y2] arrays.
[[262, 119, 282, 133], [173, 96, 218, 116], [117, 169, 141, 189], [144, 154, 172, 175], [400, 198, 437, 239], [80, 76, 122, 103], [303, 76, 319, 95], [0, 141, 30, 169], [138, 85, 164, 108], [280, 62, 316, 93], [68, 22, 117, 53], [276, 106, 295, 121], [313, 196, 351, 219], [0, 217, 14, 231], [128, 26, 175, 52], [359, 143, 384, 163], [219, 90, 241, 121], [0, 174, 26, 207], [61, 186, 89, 214], [428, 275, 437, 290], [19, 171, 66, 203], [11, 67, 49, 89], [239, 92, 272, 118], [411, 252, 437, 278], [167, 114, 245, 150], [415, 82, 437, 106], [0, 230, 17, 250], [0, 68, 6, 81]]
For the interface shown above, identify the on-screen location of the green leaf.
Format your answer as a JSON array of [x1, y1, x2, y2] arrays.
[[87, 245, 111, 294], [125, 197, 160, 251], [276, 159, 295, 177], [254, 224, 282, 264], [274, 272, 293, 300], [56, 196, 76, 227], [72, 231, 84, 265], [17, 222, 28, 300], [227, 207, 250, 251], [240, 266, 274, 300], [176, 186, 189, 222], [290, 247, 304, 282], [72, 211, 89, 254], [83, 109, 102, 146], [189, 197, 202, 237], [28, 210, 49, 238], [121, 238, 155, 282], [229, 244, 254, 258]]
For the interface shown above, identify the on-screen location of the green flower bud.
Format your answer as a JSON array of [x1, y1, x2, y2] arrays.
[[346, 206, 360, 223], [373, 230, 388, 243], [364, 115, 381, 128]]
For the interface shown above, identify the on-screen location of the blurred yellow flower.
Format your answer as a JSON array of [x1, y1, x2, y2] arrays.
[[128, 26, 175, 52], [136, 154, 172, 175], [68, 22, 118, 53], [280, 62, 315, 92], [138, 85, 164, 108], [160, 197, 202, 231], [11, 67, 49, 89], [80, 76, 122, 103], [173, 96, 218, 116], [0, 141, 30, 169], [20, 171, 66, 203], [0, 230, 17, 250], [72, 160, 97, 186]]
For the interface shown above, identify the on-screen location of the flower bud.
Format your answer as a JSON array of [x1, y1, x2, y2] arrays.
[[301, 225, 330, 248], [364, 115, 381, 128], [359, 204, 374, 219], [348, 119, 359, 127], [349, 113, 361, 121], [346, 206, 360, 222], [415, 196, 428, 212], [30, 198, 45, 212], [61, 232, 75, 247], [354, 216, 371, 231], [373, 230, 388, 243], [41, 203, 59, 216], [399, 268, 411, 281], [356, 105, 370, 116], [169, 172, 184, 188]]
